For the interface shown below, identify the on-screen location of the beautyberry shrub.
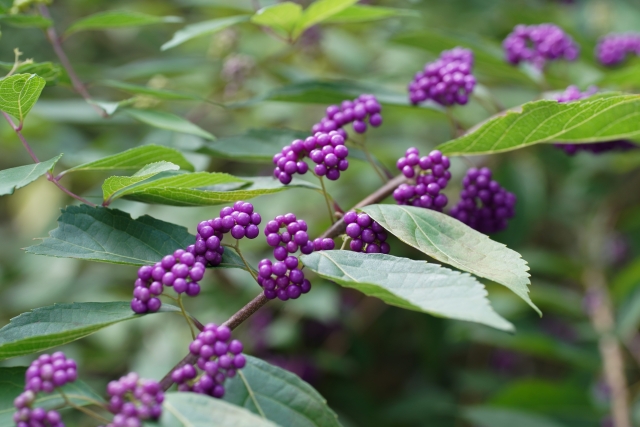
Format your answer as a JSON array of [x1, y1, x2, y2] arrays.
[[503, 23, 579, 69], [393, 148, 451, 211]]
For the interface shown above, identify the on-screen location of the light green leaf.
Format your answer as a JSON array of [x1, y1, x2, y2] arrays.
[[224, 355, 342, 427], [101, 161, 180, 203], [99, 80, 211, 102], [61, 145, 195, 175], [301, 251, 514, 331], [463, 407, 568, 427], [0, 14, 51, 28], [361, 204, 537, 315], [0, 155, 61, 196], [0, 302, 179, 360], [324, 5, 419, 23], [0, 367, 104, 427], [251, 2, 302, 38], [0, 62, 61, 85], [122, 108, 215, 140], [161, 15, 250, 51], [0, 73, 46, 123], [292, 0, 358, 39], [24, 205, 247, 270], [158, 393, 279, 427], [65, 10, 182, 36], [436, 94, 640, 156]]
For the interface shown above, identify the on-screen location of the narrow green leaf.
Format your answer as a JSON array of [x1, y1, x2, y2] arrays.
[[61, 145, 195, 175], [161, 15, 250, 51], [301, 251, 514, 331], [291, 0, 358, 39], [463, 407, 568, 427], [436, 94, 640, 156], [324, 5, 419, 23], [158, 393, 279, 427], [0, 367, 104, 427], [99, 80, 209, 102], [0, 14, 51, 28], [224, 355, 342, 427], [24, 205, 246, 270], [102, 161, 181, 203], [0, 302, 179, 360], [122, 108, 215, 140], [361, 204, 537, 315], [0, 155, 61, 196], [0, 62, 61, 85], [251, 2, 302, 38], [65, 10, 182, 36], [0, 73, 46, 123]]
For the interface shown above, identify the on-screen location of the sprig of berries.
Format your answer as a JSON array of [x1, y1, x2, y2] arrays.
[[312, 95, 383, 135], [265, 213, 314, 260], [393, 148, 451, 211], [344, 211, 390, 254], [257, 256, 311, 300], [503, 24, 579, 69], [105, 373, 164, 427], [596, 32, 640, 66]]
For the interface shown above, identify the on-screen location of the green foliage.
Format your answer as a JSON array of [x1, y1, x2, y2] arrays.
[[0, 73, 45, 123], [463, 407, 567, 427], [161, 15, 250, 51], [65, 10, 182, 36], [324, 5, 419, 23], [0, 61, 61, 85], [251, 3, 302, 39], [291, 0, 358, 40], [99, 80, 209, 102], [122, 108, 215, 140], [0, 155, 60, 196], [224, 355, 342, 427], [0, 14, 50, 28]]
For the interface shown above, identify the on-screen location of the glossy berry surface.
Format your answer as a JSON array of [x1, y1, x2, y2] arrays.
[[256, 256, 311, 300], [105, 372, 164, 426], [264, 213, 314, 260], [503, 24, 579, 69], [344, 211, 390, 254], [393, 148, 451, 211], [596, 32, 640, 66]]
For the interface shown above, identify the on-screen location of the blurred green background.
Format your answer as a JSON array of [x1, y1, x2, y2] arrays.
[[2, 0, 640, 426]]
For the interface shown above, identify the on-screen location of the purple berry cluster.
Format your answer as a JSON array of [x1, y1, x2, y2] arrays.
[[105, 373, 164, 426], [172, 323, 246, 398], [265, 213, 314, 260], [408, 47, 476, 106], [596, 33, 640, 66], [344, 211, 390, 253], [257, 256, 311, 300], [393, 148, 451, 211], [553, 86, 638, 155], [312, 95, 383, 135], [188, 201, 262, 267], [13, 352, 78, 427], [449, 167, 516, 234], [503, 24, 579, 69], [132, 249, 205, 314]]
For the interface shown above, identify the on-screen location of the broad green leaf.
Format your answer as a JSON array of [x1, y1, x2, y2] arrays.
[[99, 80, 210, 102], [224, 355, 342, 427], [301, 251, 513, 331], [324, 5, 419, 23], [158, 393, 278, 427], [436, 94, 640, 156], [61, 145, 195, 175], [102, 161, 181, 203], [161, 15, 251, 51], [0, 155, 61, 196], [0, 61, 61, 85], [0, 302, 179, 360], [463, 407, 567, 427], [122, 108, 215, 140], [598, 62, 640, 90], [0, 14, 51, 28], [65, 10, 182, 36], [0, 367, 104, 427], [361, 205, 537, 315], [24, 205, 247, 270], [291, 0, 358, 39], [251, 3, 302, 38], [0, 73, 46, 123]]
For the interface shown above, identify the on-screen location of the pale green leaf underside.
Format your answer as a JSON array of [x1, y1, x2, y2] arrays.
[[0, 155, 61, 196], [361, 204, 537, 315], [122, 108, 215, 140], [291, 0, 359, 39], [301, 251, 513, 331], [251, 3, 302, 37], [224, 355, 342, 427], [158, 393, 279, 427], [0, 73, 46, 122], [324, 5, 419, 23], [161, 15, 251, 50], [436, 94, 640, 155], [65, 10, 182, 35], [62, 145, 195, 174]]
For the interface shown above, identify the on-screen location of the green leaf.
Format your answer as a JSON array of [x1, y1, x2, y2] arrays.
[[0, 62, 61, 85], [301, 251, 513, 331], [0, 73, 46, 123], [0, 302, 179, 360], [436, 94, 640, 156], [102, 161, 181, 203], [291, 0, 358, 39], [65, 10, 182, 36], [24, 205, 246, 270], [158, 393, 279, 427], [224, 355, 342, 427], [161, 15, 251, 51], [361, 204, 537, 315], [0, 155, 61, 196], [598, 62, 640, 90], [99, 80, 210, 102], [463, 407, 568, 427], [0, 367, 104, 427], [61, 145, 195, 175], [0, 14, 51, 28], [324, 5, 418, 23], [251, 2, 302, 38], [122, 108, 215, 140]]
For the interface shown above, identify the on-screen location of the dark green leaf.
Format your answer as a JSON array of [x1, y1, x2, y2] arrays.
[[361, 205, 537, 315], [161, 15, 251, 51], [251, 3, 301, 38], [0, 73, 46, 123], [122, 108, 215, 140], [224, 355, 342, 427], [324, 5, 419, 23], [463, 407, 568, 427], [291, 0, 358, 39], [0, 14, 51, 28], [301, 251, 513, 331], [0, 302, 179, 360], [65, 10, 182, 36], [0, 155, 61, 196]]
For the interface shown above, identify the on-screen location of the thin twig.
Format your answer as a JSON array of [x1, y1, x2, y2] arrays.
[[58, 389, 111, 424], [316, 175, 335, 224], [178, 295, 197, 340], [234, 241, 258, 281], [360, 142, 387, 184]]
